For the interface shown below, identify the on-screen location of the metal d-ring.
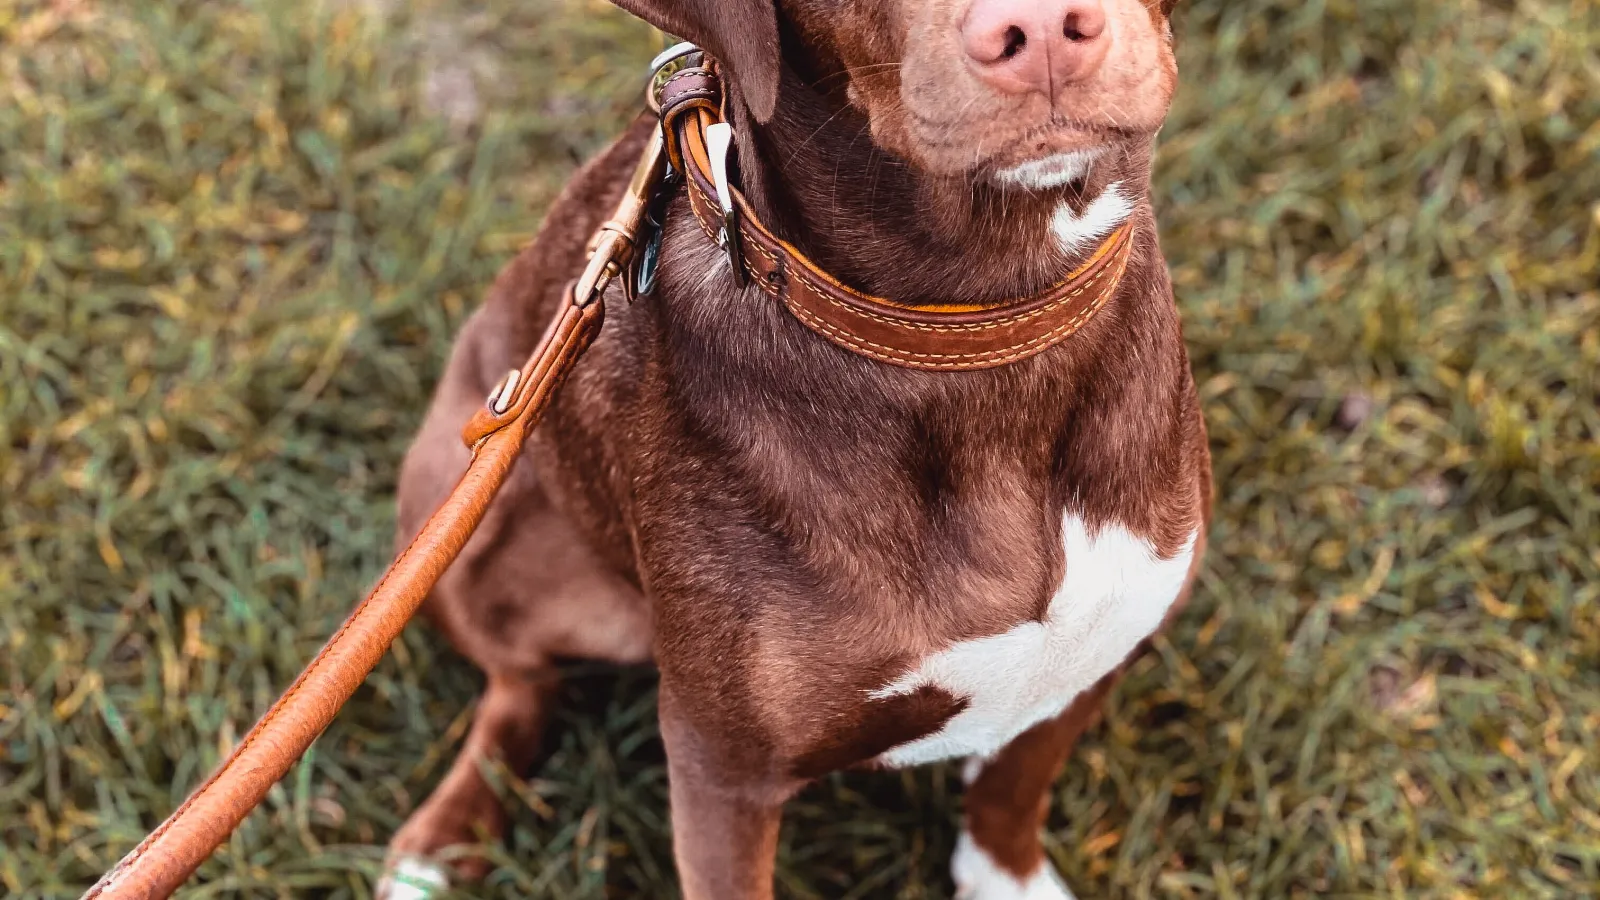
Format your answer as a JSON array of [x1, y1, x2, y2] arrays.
[[705, 122, 747, 286], [647, 41, 704, 113]]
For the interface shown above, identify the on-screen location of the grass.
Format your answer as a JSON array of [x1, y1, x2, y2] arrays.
[[1, 0, 1597, 896]]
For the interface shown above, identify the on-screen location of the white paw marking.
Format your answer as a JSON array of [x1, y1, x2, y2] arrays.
[[874, 515, 1197, 767], [995, 151, 1102, 190], [961, 755, 988, 785], [1049, 184, 1133, 255], [952, 832, 1078, 900], [376, 855, 450, 900]]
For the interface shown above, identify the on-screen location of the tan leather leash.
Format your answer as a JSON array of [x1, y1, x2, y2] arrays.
[[82, 42, 1135, 900], [79, 115, 667, 900]]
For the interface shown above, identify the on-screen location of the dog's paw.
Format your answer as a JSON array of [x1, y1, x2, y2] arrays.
[[951, 833, 1077, 900], [375, 854, 451, 900]]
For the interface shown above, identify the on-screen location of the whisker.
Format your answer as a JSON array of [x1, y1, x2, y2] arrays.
[[808, 63, 901, 92], [784, 103, 860, 167]]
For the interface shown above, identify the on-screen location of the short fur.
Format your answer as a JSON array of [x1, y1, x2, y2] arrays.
[[382, 1, 1209, 897]]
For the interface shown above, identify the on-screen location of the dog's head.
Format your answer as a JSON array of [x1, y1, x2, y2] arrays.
[[616, 0, 1179, 192]]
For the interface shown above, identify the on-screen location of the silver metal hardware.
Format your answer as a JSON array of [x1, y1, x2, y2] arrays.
[[647, 41, 704, 113], [705, 122, 747, 286], [489, 369, 520, 414], [650, 41, 701, 75]]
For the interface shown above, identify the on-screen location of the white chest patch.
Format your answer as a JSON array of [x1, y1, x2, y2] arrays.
[[872, 515, 1197, 768]]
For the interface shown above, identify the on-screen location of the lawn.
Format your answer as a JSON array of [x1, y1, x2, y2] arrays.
[[2, 0, 1597, 897]]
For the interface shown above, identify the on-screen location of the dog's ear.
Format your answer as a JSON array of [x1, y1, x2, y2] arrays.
[[612, 0, 781, 123]]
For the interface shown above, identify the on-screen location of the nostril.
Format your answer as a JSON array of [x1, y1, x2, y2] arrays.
[[1062, 5, 1107, 42], [1000, 25, 1027, 60]]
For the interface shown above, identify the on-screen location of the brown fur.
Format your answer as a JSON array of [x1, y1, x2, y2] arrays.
[[385, 1, 1209, 896]]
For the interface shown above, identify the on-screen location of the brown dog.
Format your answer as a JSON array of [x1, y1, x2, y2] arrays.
[[379, 0, 1206, 897]]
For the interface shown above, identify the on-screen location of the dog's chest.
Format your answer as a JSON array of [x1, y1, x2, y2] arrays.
[[870, 514, 1197, 767]]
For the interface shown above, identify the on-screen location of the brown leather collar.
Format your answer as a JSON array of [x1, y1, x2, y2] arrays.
[[655, 60, 1134, 372]]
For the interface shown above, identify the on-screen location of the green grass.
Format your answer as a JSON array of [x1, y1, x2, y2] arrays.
[[2, 0, 1597, 896]]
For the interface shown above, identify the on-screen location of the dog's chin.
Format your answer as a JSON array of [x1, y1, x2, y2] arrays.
[[893, 124, 1141, 194], [981, 129, 1144, 193], [988, 149, 1105, 192]]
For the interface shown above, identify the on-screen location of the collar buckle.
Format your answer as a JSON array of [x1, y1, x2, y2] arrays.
[[705, 122, 748, 287]]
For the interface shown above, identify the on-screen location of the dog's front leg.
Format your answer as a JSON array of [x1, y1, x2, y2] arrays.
[[659, 685, 792, 900], [953, 675, 1121, 900], [379, 671, 559, 897]]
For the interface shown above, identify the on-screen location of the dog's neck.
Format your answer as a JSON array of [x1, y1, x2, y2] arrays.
[[724, 67, 1156, 308]]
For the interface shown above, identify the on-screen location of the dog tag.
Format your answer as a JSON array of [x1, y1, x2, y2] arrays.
[[634, 219, 663, 298], [628, 164, 677, 302]]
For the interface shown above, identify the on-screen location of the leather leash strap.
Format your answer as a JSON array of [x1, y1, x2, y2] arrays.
[[657, 64, 1135, 371], [80, 127, 666, 900]]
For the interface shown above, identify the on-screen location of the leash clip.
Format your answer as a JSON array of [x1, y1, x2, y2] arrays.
[[572, 125, 669, 308], [705, 122, 747, 287]]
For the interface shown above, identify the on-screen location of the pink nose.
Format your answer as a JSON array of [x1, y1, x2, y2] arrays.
[[961, 0, 1111, 99]]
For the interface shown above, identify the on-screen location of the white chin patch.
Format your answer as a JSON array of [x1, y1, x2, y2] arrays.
[[952, 832, 1078, 900], [1050, 183, 1133, 255], [995, 151, 1102, 190]]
